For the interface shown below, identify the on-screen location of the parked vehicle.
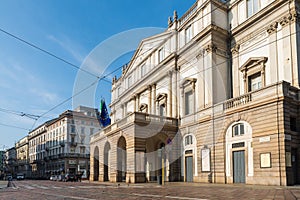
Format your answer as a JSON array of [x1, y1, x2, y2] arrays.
[[16, 173, 25, 180], [50, 175, 57, 181], [57, 174, 65, 181], [65, 173, 76, 182]]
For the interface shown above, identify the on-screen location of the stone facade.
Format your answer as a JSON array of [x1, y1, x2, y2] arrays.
[[90, 0, 300, 186], [24, 106, 100, 179]]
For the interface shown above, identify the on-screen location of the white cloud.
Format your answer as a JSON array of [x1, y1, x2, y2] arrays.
[[47, 34, 86, 64], [29, 88, 60, 105]]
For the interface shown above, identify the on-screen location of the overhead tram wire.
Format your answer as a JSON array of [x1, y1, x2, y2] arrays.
[[0, 108, 41, 120], [0, 122, 31, 131], [0, 0, 225, 80], [0, 28, 100, 80], [0, 28, 162, 132], [0, 1, 278, 131]]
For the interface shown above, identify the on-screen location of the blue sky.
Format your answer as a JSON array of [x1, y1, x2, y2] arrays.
[[0, 0, 195, 148]]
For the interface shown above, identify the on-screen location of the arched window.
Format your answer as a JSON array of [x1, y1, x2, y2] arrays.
[[184, 135, 193, 146], [232, 123, 245, 137]]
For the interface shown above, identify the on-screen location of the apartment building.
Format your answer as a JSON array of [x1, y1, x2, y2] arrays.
[[90, 0, 300, 186], [4, 147, 17, 178], [15, 136, 30, 178], [27, 106, 100, 179]]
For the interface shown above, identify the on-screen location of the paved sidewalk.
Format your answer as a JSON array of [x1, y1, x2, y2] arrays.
[[0, 181, 7, 189]]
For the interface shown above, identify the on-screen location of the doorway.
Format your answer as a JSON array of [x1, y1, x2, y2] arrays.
[[117, 136, 127, 182], [185, 156, 193, 182], [233, 151, 245, 183], [93, 146, 99, 181], [104, 142, 110, 182]]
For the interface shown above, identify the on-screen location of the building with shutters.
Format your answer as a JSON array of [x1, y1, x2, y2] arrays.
[[6, 106, 101, 179], [90, 0, 300, 186]]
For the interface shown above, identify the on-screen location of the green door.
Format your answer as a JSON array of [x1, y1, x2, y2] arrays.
[[185, 156, 193, 182], [233, 151, 245, 183]]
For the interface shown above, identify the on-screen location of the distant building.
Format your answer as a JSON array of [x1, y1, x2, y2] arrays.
[[4, 147, 17, 177], [0, 151, 4, 177], [27, 106, 100, 179], [15, 136, 30, 178], [90, 0, 300, 186]]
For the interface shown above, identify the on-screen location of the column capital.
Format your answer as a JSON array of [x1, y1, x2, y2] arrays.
[[231, 44, 240, 55], [267, 22, 278, 34]]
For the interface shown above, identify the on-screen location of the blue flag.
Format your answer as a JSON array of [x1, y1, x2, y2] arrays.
[[99, 99, 111, 127]]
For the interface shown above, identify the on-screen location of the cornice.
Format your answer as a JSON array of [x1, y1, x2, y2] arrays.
[[231, 0, 287, 36]]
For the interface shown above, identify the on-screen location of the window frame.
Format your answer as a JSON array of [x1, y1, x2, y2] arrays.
[[127, 75, 132, 88], [185, 135, 193, 146], [184, 90, 194, 116], [141, 64, 146, 77], [248, 72, 262, 92], [247, 0, 260, 18], [158, 47, 165, 63], [185, 25, 193, 44], [240, 57, 267, 93], [232, 123, 245, 137]]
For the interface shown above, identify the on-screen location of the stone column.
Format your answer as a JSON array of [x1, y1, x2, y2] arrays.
[[267, 22, 278, 84], [152, 84, 156, 115], [133, 96, 137, 112], [137, 94, 140, 112], [168, 71, 172, 117], [231, 44, 240, 97], [148, 85, 152, 114], [172, 69, 178, 117]]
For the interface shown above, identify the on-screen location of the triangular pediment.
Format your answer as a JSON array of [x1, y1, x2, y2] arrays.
[[240, 57, 268, 71], [122, 30, 175, 78]]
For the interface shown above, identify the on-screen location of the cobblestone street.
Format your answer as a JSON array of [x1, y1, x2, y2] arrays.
[[1, 180, 300, 200]]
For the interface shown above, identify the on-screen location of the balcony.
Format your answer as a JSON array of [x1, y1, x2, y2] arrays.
[[223, 81, 298, 112], [224, 93, 252, 110], [178, 1, 198, 26], [58, 153, 90, 159], [91, 112, 178, 142], [180, 81, 300, 125], [70, 142, 77, 147]]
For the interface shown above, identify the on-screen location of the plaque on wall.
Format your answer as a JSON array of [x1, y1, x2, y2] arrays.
[[260, 153, 271, 168], [201, 148, 210, 172]]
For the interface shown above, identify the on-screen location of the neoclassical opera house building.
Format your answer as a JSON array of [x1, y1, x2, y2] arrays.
[[90, 0, 300, 186]]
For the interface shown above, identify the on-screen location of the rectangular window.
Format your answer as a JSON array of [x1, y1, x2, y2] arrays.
[[249, 73, 262, 92], [141, 64, 146, 77], [90, 128, 94, 135], [128, 76, 132, 88], [80, 147, 85, 154], [81, 127, 85, 134], [70, 125, 75, 133], [247, 0, 259, 18], [290, 117, 297, 131], [185, 25, 192, 43], [71, 136, 75, 144], [159, 104, 165, 117], [117, 87, 121, 97], [185, 90, 194, 115], [158, 47, 165, 62], [70, 147, 75, 153]]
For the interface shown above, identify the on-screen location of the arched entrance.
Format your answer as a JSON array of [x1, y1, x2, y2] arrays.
[[117, 136, 127, 182], [225, 121, 253, 184], [93, 146, 99, 181], [183, 134, 197, 182], [103, 142, 111, 182]]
